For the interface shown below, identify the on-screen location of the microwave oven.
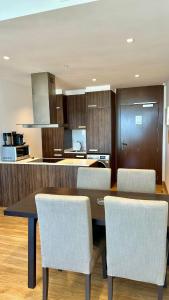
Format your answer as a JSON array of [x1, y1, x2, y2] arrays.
[[1, 145, 29, 161]]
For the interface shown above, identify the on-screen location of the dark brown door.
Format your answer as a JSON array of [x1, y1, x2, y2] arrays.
[[118, 102, 161, 182]]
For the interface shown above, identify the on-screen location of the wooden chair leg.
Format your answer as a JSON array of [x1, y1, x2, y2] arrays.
[[102, 246, 107, 279], [157, 286, 163, 300], [108, 276, 113, 300], [85, 274, 91, 300], [43, 268, 49, 300]]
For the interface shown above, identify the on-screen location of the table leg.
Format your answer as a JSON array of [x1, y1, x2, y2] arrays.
[[28, 217, 37, 289]]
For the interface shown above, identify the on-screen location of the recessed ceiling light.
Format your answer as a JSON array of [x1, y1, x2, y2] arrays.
[[92, 78, 97, 82], [126, 38, 134, 44], [135, 74, 140, 78], [3, 56, 10, 60]]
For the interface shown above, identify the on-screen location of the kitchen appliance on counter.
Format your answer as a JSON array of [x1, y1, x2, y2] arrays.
[[12, 132, 24, 146], [3, 133, 12, 146], [87, 154, 111, 168], [1, 145, 29, 161], [2, 131, 25, 146]]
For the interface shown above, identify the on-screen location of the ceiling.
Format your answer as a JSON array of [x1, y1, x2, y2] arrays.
[[0, 0, 97, 21], [0, 0, 169, 89]]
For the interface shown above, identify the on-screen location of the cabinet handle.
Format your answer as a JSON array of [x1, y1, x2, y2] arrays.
[[54, 149, 62, 152], [56, 106, 61, 109], [78, 126, 86, 129], [54, 154, 63, 157], [75, 155, 85, 158], [87, 104, 97, 108], [88, 149, 98, 152]]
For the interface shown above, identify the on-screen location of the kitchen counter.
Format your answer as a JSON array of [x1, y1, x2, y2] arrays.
[[0, 158, 97, 167], [55, 158, 96, 166], [0, 157, 99, 207], [0, 157, 35, 164]]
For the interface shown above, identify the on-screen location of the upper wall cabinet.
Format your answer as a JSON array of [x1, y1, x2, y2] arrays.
[[86, 91, 115, 154], [67, 94, 86, 129], [49, 94, 67, 124]]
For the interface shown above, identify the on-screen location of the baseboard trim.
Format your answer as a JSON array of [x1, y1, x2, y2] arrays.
[[163, 181, 168, 194]]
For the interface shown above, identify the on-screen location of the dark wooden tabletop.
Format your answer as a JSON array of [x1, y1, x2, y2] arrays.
[[4, 187, 169, 222]]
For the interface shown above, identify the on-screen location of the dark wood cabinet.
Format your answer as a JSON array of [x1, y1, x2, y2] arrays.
[[64, 153, 86, 159], [49, 94, 67, 124], [0, 163, 79, 206], [41, 128, 64, 158], [67, 94, 86, 129], [86, 91, 115, 154], [0, 164, 19, 206]]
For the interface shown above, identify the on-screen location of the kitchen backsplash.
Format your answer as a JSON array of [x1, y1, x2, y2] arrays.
[[72, 129, 86, 151]]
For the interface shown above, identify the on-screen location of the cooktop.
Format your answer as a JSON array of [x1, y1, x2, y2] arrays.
[[30, 158, 64, 163]]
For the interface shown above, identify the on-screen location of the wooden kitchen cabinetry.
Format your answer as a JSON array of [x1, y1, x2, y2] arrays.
[[0, 163, 79, 206], [49, 94, 67, 124], [64, 153, 86, 159], [42, 128, 64, 158], [0, 164, 19, 206], [86, 90, 115, 154], [67, 94, 86, 129], [41, 128, 72, 158]]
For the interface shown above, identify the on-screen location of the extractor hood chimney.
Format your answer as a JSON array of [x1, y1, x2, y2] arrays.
[[20, 72, 64, 128]]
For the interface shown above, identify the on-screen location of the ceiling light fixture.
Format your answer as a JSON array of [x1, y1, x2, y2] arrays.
[[126, 38, 134, 43], [135, 74, 140, 78], [92, 78, 97, 82], [3, 55, 10, 60]]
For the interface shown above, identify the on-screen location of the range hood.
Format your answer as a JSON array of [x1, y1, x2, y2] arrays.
[[19, 72, 65, 128]]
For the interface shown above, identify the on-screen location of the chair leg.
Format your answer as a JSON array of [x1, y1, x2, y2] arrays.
[[85, 274, 91, 300], [108, 276, 113, 300], [157, 286, 163, 300], [43, 268, 49, 300], [164, 268, 168, 288], [102, 246, 107, 279]]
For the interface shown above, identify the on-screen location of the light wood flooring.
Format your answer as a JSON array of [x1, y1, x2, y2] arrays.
[[0, 184, 168, 300]]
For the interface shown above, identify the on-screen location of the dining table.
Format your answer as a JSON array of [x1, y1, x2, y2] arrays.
[[4, 187, 169, 289]]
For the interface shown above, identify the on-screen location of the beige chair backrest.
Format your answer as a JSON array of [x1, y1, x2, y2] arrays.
[[104, 196, 168, 285], [117, 168, 156, 193], [35, 194, 93, 274], [77, 167, 111, 190]]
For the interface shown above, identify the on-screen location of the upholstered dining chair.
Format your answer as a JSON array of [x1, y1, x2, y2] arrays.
[[77, 167, 112, 190], [117, 168, 156, 193], [104, 196, 168, 300], [35, 194, 105, 300]]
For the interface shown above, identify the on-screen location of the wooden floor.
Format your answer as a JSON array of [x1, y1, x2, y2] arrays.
[[0, 184, 168, 300]]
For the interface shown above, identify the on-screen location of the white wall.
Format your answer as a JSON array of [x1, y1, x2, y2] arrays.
[[0, 78, 42, 158], [165, 81, 169, 191]]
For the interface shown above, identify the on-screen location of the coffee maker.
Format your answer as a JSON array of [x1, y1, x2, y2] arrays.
[[3, 131, 25, 146], [12, 132, 24, 146]]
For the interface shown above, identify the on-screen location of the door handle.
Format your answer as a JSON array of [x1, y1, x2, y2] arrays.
[[121, 142, 127, 150]]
